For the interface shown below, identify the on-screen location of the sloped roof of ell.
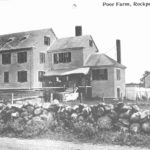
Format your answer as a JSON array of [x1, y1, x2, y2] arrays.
[[84, 53, 126, 69]]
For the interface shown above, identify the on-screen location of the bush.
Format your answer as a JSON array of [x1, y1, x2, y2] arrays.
[[73, 121, 98, 139], [22, 118, 47, 138], [97, 116, 112, 130], [11, 118, 26, 133]]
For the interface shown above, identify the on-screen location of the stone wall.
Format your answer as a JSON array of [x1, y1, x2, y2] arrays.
[[0, 101, 150, 137]]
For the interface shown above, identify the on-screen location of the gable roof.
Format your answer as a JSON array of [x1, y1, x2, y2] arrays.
[[84, 53, 126, 69], [48, 35, 98, 52], [0, 28, 56, 52]]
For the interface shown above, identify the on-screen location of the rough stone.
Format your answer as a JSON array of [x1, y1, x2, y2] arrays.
[[141, 121, 150, 133], [130, 112, 141, 123], [42, 103, 51, 110], [34, 108, 43, 116], [130, 123, 141, 133], [21, 111, 29, 117], [11, 112, 20, 118], [26, 105, 34, 114]]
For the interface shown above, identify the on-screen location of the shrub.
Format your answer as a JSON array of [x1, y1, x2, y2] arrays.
[[73, 121, 98, 139], [22, 117, 46, 137], [97, 116, 112, 130], [11, 118, 26, 133]]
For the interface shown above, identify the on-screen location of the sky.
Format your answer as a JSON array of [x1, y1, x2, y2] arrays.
[[0, 0, 150, 83]]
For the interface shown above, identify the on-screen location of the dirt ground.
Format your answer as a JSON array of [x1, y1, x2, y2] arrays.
[[0, 137, 149, 150]]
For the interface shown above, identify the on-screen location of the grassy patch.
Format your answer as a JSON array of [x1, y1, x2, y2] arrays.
[[28, 129, 150, 149]]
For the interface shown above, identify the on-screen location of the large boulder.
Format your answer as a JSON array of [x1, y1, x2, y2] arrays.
[[40, 112, 54, 122], [118, 118, 130, 127], [130, 112, 141, 123], [11, 112, 20, 118], [131, 105, 140, 113], [0, 103, 5, 110], [114, 102, 124, 113], [34, 107, 43, 116], [11, 104, 23, 111], [26, 105, 34, 114], [97, 106, 105, 117], [42, 103, 51, 110], [120, 105, 132, 113], [130, 123, 141, 133], [119, 109, 133, 119], [141, 121, 150, 133], [20, 110, 29, 118], [140, 110, 150, 123]]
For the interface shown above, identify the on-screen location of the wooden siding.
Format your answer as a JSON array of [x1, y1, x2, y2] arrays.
[[0, 50, 34, 89], [32, 30, 57, 89], [0, 29, 57, 89], [114, 68, 126, 98], [48, 48, 84, 70], [91, 67, 115, 98]]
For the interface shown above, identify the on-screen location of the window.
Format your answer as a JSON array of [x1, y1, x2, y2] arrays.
[[44, 36, 50, 45], [2, 53, 11, 64], [4, 72, 9, 83], [54, 52, 71, 64], [92, 69, 108, 80], [18, 52, 27, 63], [18, 71, 27, 82], [38, 71, 45, 82], [89, 40, 93, 47], [40, 53, 45, 63], [116, 69, 121, 80]]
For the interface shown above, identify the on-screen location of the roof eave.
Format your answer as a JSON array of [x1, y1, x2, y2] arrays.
[[48, 46, 84, 53], [84, 64, 126, 69], [0, 47, 33, 53]]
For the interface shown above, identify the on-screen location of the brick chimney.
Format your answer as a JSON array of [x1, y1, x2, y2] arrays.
[[116, 39, 121, 64], [75, 26, 82, 36]]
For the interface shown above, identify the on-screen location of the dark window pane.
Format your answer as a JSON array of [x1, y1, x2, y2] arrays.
[[18, 52, 27, 63], [18, 71, 27, 82], [53, 52, 71, 64], [38, 71, 45, 82], [54, 54, 58, 64], [117, 69, 121, 80], [67, 52, 71, 62], [4, 72, 9, 83], [2, 53, 11, 64], [40, 53, 45, 63], [92, 69, 108, 80], [89, 40, 93, 47], [44, 36, 50, 45]]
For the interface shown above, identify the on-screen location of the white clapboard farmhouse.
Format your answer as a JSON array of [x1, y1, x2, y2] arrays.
[[0, 28, 57, 90], [0, 26, 126, 99]]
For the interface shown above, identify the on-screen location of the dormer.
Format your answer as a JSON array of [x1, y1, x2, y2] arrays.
[[6, 37, 14, 43]]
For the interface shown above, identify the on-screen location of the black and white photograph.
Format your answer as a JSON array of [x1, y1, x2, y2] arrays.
[[0, 0, 150, 149]]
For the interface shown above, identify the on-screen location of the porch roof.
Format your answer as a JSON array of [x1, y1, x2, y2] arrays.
[[44, 67, 90, 77]]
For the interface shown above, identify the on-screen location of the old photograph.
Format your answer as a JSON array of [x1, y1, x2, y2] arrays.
[[0, 0, 150, 149]]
